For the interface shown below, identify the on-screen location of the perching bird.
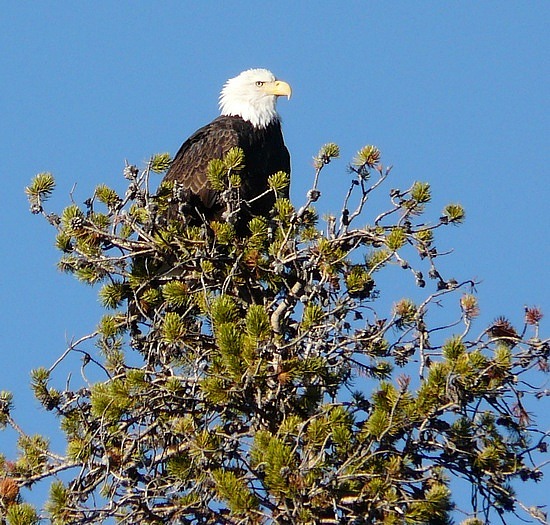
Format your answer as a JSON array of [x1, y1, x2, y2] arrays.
[[163, 68, 291, 232]]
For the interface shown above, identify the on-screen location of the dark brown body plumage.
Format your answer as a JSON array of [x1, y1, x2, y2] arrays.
[[163, 115, 290, 231]]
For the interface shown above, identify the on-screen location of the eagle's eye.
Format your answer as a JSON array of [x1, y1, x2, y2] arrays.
[[255, 81, 265, 87]]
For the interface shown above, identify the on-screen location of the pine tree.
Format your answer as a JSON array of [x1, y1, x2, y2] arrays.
[[2, 145, 548, 524]]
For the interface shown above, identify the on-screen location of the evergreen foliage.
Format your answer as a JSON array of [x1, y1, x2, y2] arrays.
[[1, 144, 548, 524]]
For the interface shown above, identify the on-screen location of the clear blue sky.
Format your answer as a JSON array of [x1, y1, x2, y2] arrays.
[[1, 1, 548, 519]]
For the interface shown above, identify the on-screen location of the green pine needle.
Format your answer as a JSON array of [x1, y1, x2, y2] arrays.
[[66, 437, 91, 462], [30, 367, 50, 386], [141, 288, 162, 309], [98, 314, 126, 338], [317, 143, 340, 162], [0, 391, 14, 428], [443, 203, 466, 224], [268, 171, 290, 192], [151, 152, 172, 173], [167, 455, 193, 481], [211, 221, 236, 244], [207, 159, 226, 190], [353, 145, 381, 167], [414, 229, 434, 245], [493, 344, 512, 371], [345, 266, 374, 298], [98, 282, 127, 309], [89, 212, 110, 231], [17, 434, 49, 472], [223, 147, 245, 171], [95, 184, 121, 209], [248, 216, 268, 237], [385, 227, 407, 251], [201, 376, 230, 404], [365, 408, 390, 440], [228, 173, 242, 188], [129, 205, 149, 224], [366, 249, 391, 271], [90, 380, 131, 420], [245, 305, 271, 340], [75, 266, 104, 284], [313, 143, 339, 168], [200, 260, 215, 274], [442, 336, 466, 361], [45, 481, 69, 523], [251, 433, 295, 494], [57, 255, 78, 274], [6, 502, 40, 525], [55, 231, 73, 252], [210, 295, 239, 326], [211, 468, 258, 515], [406, 483, 452, 522], [162, 312, 187, 343], [216, 323, 244, 357], [25, 172, 56, 200], [393, 298, 417, 328], [273, 197, 295, 221], [162, 281, 190, 308], [301, 303, 324, 331], [410, 181, 431, 204], [61, 205, 85, 231]]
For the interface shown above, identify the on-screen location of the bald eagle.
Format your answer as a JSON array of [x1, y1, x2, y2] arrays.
[[163, 68, 291, 231]]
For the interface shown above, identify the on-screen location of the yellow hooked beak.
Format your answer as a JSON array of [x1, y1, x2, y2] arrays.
[[264, 80, 292, 99]]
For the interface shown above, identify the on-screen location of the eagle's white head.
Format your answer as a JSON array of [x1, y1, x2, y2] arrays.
[[219, 68, 292, 129]]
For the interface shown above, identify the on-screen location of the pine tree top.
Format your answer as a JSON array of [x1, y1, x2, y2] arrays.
[[5, 144, 548, 525]]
